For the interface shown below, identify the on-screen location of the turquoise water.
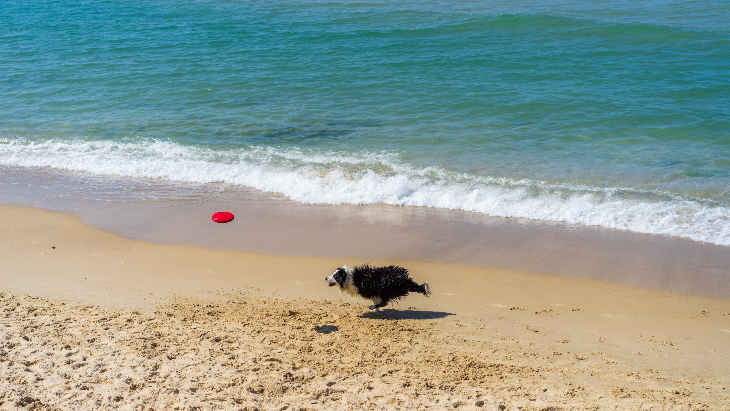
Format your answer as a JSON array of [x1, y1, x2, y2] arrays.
[[2, 0, 730, 244]]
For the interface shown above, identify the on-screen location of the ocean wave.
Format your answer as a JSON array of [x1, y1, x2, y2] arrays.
[[2, 137, 729, 245]]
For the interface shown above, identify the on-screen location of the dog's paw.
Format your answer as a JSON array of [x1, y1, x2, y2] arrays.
[[368, 305, 379, 311]]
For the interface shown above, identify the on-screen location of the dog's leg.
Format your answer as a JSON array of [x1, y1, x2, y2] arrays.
[[369, 300, 388, 311]]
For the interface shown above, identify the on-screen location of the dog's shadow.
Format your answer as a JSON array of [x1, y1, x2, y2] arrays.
[[360, 309, 454, 320]]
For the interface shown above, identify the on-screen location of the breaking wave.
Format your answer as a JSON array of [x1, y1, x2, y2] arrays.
[[2, 137, 729, 246]]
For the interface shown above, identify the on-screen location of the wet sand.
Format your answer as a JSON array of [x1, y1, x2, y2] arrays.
[[1, 205, 730, 410], [3, 165, 730, 299]]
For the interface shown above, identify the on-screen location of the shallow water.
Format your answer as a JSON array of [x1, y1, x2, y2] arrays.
[[2, 0, 729, 244]]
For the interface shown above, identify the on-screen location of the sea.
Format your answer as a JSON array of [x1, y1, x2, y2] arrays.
[[2, 0, 729, 245]]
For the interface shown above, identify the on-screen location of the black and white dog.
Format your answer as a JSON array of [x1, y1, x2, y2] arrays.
[[325, 264, 431, 311]]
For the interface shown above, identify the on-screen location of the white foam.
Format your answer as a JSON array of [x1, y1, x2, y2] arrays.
[[2, 137, 729, 245]]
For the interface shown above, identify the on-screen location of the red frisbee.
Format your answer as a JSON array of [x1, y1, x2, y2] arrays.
[[211, 212, 234, 223]]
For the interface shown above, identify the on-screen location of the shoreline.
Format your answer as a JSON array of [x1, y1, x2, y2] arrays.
[[2, 165, 730, 299], [1, 204, 730, 409]]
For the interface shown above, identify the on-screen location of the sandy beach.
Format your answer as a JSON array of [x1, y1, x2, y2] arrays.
[[1, 204, 729, 410], [4, 0, 730, 408]]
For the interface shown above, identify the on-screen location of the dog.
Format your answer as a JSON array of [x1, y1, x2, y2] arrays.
[[325, 264, 431, 311]]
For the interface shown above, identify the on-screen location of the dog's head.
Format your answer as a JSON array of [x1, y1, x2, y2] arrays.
[[325, 267, 348, 288]]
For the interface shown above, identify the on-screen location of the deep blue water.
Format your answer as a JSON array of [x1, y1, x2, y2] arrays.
[[2, 0, 729, 244]]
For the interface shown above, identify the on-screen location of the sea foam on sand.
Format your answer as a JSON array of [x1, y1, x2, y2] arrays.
[[2, 137, 730, 246]]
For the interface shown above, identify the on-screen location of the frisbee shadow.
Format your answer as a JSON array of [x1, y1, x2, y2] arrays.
[[360, 309, 455, 320]]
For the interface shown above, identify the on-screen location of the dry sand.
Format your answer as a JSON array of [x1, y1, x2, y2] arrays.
[[1, 205, 730, 410]]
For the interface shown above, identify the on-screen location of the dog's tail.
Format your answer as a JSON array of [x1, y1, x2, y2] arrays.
[[419, 282, 431, 297]]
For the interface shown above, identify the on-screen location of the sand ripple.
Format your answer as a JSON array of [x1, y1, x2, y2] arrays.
[[0, 291, 726, 410]]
